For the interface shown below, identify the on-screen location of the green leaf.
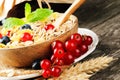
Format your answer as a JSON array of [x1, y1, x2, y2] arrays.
[[26, 8, 53, 22], [3, 18, 25, 28], [25, 3, 31, 18]]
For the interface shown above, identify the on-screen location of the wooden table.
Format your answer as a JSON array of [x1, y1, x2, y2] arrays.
[[74, 0, 120, 80]]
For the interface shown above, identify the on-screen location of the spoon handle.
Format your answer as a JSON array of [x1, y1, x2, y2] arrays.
[[53, 0, 85, 27]]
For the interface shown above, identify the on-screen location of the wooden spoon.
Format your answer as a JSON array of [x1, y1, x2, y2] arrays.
[[53, 0, 85, 27]]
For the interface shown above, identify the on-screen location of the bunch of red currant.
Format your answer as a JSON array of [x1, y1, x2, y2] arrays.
[[40, 33, 93, 78]]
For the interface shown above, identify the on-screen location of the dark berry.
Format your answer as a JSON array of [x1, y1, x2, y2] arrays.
[[0, 36, 10, 45], [0, 18, 6, 26], [20, 24, 32, 30], [0, 21, 2, 26], [32, 59, 41, 70]]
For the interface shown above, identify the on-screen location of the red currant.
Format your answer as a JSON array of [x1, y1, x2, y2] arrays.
[[41, 59, 51, 69], [53, 48, 65, 59], [55, 59, 64, 66], [51, 66, 61, 77], [0, 33, 2, 38], [70, 33, 82, 46], [51, 55, 56, 63], [80, 44, 88, 54], [65, 40, 77, 51], [6, 30, 11, 37], [44, 24, 54, 31], [64, 52, 75, 65], [42, 69, 51, 78], [83, 36, 93, 45], [20, 32, 33, 42], [72, 48, 82, 58], [51, 40, 64, 50]]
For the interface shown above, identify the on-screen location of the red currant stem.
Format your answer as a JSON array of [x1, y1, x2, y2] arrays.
[[51, 58, 58, 67], [82, 35, 86, 40], [60, 65, 70, 70]]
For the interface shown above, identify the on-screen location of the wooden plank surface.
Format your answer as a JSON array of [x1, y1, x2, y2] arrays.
[[74, 0, 120, 80]]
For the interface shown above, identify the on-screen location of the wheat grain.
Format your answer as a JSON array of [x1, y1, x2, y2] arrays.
[[49, 56, 113, 80], [71, 56, 113, 74]]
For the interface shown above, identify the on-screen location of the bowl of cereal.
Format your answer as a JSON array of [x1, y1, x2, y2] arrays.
[[0, 3, 78, 67]]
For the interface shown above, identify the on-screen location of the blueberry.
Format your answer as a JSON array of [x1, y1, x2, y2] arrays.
[[20, 24, 32, 30], [0, 36, 11, 45], [32, 59, 41, 70], [0, 19, 5, 26], [0, 21, 2, 26]]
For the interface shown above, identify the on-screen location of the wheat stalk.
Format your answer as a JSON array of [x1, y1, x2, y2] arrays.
[[49, 56, 113, 80], [68, 56, 113, 74]]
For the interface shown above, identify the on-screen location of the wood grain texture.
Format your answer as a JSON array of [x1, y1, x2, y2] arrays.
[[74, 0, 120, 80]]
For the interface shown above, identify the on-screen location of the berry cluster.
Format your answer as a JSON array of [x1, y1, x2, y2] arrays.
[[0, 24, 34, 45], [32, 33, 93, 78]]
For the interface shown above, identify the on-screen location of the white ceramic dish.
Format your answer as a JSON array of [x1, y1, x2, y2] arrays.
[[74, 28, 99, 63], [0, 73, 40, 80], [0, 28, 99, 80]]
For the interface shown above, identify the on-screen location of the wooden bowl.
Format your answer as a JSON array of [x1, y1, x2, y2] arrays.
[[0, 15, 78, 67]]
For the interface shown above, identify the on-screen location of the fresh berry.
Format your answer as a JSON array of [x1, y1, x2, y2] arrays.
[[0, 36, 10, 45], [20, 24, 32, 30], [7, 30, 11, 37], [80, 44, 88, 54], [70, 33, 82, 46], [51, 66, 61, 77], [51, 40, 64, 50], [0, 33, 2, 38], [64, 52, 75, 65], [20, 32, 33, 42], [0, 18, 5, 26], [42, 69, 51, 78], [33, 33, 93, 78], [41, 59, 51, 69], [83, 36, 93, 45], [53, 48, 65, 59], [0, 21, 2, 25], [72, 48, 82, 58], [44, 24, 54, 31], [55, 59, 64, 66], [51, 55, 56, 63], [65, 40, 77, 51], [32, 59, 41, 70]]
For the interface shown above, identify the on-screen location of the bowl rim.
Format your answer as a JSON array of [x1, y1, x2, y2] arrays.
[[0, 15, 78, 50]]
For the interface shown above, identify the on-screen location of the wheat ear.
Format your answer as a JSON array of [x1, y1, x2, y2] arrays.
[[68, 56, 113, 74], [49, 56, 113, 80]]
